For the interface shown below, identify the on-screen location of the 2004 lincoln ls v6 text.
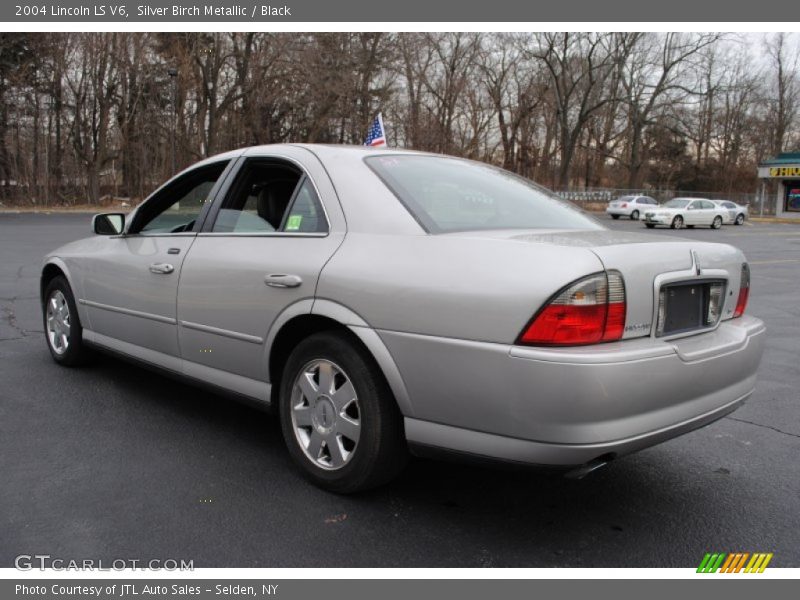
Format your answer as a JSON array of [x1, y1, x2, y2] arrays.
[[40, 145, 766, 492]]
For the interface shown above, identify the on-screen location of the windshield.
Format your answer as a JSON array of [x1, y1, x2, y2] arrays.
[[664, 199, 691, 208], [366, 155, 602, 233]]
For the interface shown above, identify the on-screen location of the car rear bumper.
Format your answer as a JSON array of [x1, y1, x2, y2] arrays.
[[606, 207, 631, 216], [380, 315, 766, 466]]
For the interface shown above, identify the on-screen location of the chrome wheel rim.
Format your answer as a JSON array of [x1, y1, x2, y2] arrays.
[[674, 217, 683, 228], [714, 217, 722, 228], [46, 290, 71, 355], [290, 359, 361, 471], [736, 215, 744, 225]]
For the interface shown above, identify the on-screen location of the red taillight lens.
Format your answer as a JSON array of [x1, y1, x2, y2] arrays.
[[733, 263, 750, 318], [620, 203, 628, 208], [518, 272, 626, 346]]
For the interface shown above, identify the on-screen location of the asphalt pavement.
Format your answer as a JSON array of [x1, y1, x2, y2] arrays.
[[1, 212, 799, 567]]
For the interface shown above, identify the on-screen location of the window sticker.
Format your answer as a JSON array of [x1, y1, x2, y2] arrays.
[[286, 215, 303, 230]]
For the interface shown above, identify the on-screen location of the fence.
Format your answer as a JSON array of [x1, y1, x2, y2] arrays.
[[555, 188, 776, 216]]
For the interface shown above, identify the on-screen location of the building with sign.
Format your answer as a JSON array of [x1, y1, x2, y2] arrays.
[[758, 153, 800, 219]]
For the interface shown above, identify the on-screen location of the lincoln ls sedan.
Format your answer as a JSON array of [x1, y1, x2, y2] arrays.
[[41, 145, 766, 492]]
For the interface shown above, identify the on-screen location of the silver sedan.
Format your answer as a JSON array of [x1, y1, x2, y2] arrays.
[[713, 200, 749, 225], [41, 145, 765, 492]]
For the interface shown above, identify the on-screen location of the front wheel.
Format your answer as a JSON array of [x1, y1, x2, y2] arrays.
[[711, 216, 723, 229], [42, 275, 91, 366], [735, 214, 745, 225], [279, 331, 407, 493], [630, 210, 640, 221], [671, 216, 684, 229]]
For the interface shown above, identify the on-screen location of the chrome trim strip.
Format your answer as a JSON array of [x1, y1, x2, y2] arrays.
[[179, 320, 264, 345], [78, 299, 176, 325]]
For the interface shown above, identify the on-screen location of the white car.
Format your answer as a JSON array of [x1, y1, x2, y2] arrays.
[[606, 195, 658, 220], [713, 200, 749, 225], [642, 198, 727, 230]]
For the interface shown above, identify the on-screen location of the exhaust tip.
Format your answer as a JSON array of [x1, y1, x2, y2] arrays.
[[563, 454, 615, 480]]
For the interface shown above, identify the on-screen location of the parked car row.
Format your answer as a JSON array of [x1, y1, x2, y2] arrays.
[[605, 196, 749, 229]]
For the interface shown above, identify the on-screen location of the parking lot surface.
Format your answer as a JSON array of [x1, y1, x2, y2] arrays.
[[1, 212, 798, 567]]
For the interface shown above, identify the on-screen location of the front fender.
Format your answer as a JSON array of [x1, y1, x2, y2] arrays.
[[41, 256, 92, 331]]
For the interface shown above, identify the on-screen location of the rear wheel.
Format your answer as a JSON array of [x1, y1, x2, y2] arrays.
[[671, 215, 683, 229], [630, 210, 639, 221], [278, 331, 407, 493], [610, 214, 620, 220], [43, 275, 90, 366], [711, 216, 723, 229], [735, 213, 745, 225]]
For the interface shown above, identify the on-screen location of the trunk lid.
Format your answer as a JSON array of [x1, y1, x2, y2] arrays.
[[448, 229, 747, 340]]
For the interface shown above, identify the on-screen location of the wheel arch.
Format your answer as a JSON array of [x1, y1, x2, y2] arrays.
[[40, 259, 87, 322], [265, 299, 414, 417]]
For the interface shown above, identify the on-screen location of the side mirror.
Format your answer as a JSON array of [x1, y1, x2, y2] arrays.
[[93, 213, 125, 235]]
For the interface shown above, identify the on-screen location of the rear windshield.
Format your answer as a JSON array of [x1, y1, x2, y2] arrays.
[[365, 155, 602, 233]]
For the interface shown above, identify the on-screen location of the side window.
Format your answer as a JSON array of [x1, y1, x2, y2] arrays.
[[280, 179, 328, 233], [702, 200, 715, 210], [212, 160, 302, 233], [134, 162, 228, 234]]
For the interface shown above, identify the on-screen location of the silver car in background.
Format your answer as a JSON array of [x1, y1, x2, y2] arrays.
[[642, 198, 727, 229], [713, 200, 749, 225], [606, 195, 658, 221], [41, 145, 765, 492]]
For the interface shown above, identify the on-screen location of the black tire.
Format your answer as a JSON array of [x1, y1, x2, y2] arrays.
[[42, 275, 91, 366], [278, 331, 407, 493], [735, 214, 745, 225], [645, 224, 656, 229], [630, 210, 639, 221], [671, 215, 683, 229], [711, 216, 723, 229], [610, 214, 620, 220]]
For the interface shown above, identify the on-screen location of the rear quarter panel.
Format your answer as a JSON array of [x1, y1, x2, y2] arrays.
[[316, 232, 604, 344]]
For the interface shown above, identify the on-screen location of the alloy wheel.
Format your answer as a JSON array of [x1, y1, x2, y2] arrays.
[[46, 290, 71, 355], [290, 359, 361, 470]]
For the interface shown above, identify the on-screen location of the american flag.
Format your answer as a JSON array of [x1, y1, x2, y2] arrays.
[[363, 113, 387, 147]]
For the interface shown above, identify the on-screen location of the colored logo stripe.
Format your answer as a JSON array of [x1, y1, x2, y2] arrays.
[[697, 552, 773, 573]]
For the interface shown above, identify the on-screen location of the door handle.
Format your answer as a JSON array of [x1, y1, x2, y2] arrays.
[[265, 274, 302, 288], [149, 263, 175, 275]]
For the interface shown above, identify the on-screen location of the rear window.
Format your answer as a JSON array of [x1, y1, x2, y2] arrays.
[[365, 155, 602, 233]]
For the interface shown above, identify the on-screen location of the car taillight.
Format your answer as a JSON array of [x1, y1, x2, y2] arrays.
[[733, 263, 750, 318], [620, 203, 628, 208], [518, 271, 626, 346]]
